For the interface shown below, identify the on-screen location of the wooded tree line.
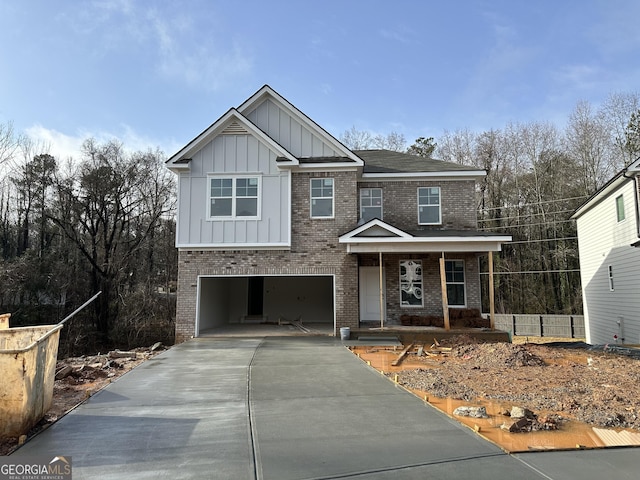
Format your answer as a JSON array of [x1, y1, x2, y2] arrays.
[[1, 92, 638, 352], [0, 128, 176, 354], [341, 92, 640, 315]]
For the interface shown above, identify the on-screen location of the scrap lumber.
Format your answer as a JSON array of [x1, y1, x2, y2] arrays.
[[391, 343, 414, 366]]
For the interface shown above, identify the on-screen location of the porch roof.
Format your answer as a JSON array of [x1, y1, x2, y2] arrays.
[[338, 219, 512, 253]]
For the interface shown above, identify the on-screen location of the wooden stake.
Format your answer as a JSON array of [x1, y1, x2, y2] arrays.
[[391, 343, 414, 366], [439, 254, 450, 330], [489, 251, 495, 329]]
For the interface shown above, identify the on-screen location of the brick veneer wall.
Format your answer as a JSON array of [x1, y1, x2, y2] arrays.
[[359, 252, 482, 324], [359, 180, 478, 230], [175, 170, 360, 343]]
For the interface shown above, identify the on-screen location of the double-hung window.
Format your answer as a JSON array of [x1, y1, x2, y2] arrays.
[[208, 176, 260, 219], [360, 188, 383, 222], [310, 178, 334, 218], [418, 187, 441, 225], [445, 260, 466, 306]]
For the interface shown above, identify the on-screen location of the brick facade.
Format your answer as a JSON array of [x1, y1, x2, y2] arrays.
[[175, 170, 486, 342], [358, 179, 478, 230], [175, 170, 360, 342]]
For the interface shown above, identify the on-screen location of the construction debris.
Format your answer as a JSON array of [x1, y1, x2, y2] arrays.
[[391, 343, 414, 366]]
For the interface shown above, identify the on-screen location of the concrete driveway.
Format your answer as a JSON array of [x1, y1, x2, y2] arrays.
[[12, 336, 640, 479]]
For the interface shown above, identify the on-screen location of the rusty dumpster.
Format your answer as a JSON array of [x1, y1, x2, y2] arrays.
[[0, 315, 63, 438]]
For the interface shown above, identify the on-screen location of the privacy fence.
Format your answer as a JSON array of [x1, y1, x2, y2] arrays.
[[493, 314, 585, 339]]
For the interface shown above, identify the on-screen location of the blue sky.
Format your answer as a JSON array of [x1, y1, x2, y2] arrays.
[[1, 0, 639, 160]]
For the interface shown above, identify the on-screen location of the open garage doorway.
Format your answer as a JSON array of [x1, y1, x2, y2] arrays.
[[196, 275, 335, 336]]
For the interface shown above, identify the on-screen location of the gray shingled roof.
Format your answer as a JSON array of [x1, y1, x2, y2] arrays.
[[355, 149, 481, 174]]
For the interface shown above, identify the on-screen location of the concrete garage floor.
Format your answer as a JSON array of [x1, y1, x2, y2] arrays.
[[12, 336, 640, 479]]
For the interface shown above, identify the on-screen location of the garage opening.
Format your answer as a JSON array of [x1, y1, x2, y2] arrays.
[[196, 275, 334, 336]]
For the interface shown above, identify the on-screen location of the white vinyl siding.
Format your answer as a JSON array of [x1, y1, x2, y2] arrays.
[[176, 134, 290, 247], [418, 187, 441, 225], [575, 179, 640, 345], [310, 178, 334, 218], [245, 98, 341, 158]]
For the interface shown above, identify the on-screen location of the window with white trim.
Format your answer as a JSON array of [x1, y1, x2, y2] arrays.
[[360, 188, 383, 221], [616, 194, 625, 222], [418, 187, 441, 224], [310, 178, 334, 218], [208, 176, 260, 219], [445, 260, 466, 306], [400, 260, 423, 307]]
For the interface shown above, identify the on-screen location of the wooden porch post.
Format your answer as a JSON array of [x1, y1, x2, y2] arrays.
[[439, 253, 450, 330], [488, 251, 495, 329], [379, 251, 384, 330]]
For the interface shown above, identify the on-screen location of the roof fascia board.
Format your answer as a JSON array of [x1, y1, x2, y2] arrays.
[[362, 171, 486, 180], [344, 239, 510, 253], [339, 219, 412, 240], [340, 235, 512, 245], [238, 85, 363, 165], [571, 173, 630, 219], [166, 108, 298, 169]]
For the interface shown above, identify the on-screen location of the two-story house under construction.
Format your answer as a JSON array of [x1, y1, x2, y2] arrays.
[[166, 86, 511, 342]]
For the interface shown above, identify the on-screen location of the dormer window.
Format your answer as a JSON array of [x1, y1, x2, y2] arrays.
[[208, 176, 260, 219]]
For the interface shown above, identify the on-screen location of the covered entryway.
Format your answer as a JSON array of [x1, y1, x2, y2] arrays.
[[359, 266, 385, 322], [196, 275, 335, 336]]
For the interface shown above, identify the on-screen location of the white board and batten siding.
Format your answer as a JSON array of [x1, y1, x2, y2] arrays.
[[575, 179, 640, 345], [244, 98, 341, 158], [176, 133, 290, 248]]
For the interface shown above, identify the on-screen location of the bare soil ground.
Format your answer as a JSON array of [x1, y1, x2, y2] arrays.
[[0, 345, 165, 456], [388, 336, 640, 431]]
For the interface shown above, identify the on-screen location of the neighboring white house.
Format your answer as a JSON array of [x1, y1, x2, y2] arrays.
[[571, 157, 640, 345]]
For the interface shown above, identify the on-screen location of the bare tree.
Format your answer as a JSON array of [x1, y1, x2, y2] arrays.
[[565, 100, 613, 194]]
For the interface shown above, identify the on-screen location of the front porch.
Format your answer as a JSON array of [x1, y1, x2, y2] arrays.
[[347, 324, 511, 345]]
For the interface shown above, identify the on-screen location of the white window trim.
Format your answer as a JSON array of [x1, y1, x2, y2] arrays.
[[360, 187, 383, 221], [417, 186, 442, 225], [400, 259, 424, 308], [310, 178, 335, 219], [445, 259, 467, 307], [616, 194, 625, 222], [207, 174, 261, 220]]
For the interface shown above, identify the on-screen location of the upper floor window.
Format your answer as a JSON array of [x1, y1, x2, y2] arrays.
[[616, 194, 625, 222], [310, 178, 334, 218], [360, 188, 383, 222], [418, 187, 441, 225], [445, 260, 466, 306], [208, 176, 260, 219]]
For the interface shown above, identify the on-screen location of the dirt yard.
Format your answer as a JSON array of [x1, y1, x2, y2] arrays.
[[0, 344, 165, 456], [352, 335, 640, 451]]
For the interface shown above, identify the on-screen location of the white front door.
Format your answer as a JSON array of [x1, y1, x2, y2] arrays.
[[359, 266, 385, 322]]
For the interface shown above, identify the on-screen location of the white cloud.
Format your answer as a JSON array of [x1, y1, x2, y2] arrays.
[[25, 124, 180, 162], [147, 10, 253, 92]]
